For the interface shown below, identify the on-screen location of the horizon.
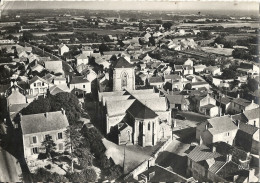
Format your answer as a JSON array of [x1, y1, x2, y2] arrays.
[[1, 1, 258, 14]]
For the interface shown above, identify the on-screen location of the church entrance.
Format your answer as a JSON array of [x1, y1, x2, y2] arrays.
[[138, 121, 143, 146]]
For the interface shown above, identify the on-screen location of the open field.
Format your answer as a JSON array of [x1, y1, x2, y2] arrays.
[[73, 28, 129, 35], [201, 46, 234, 56]]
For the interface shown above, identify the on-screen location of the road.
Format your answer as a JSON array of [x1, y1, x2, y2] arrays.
[[0, 146, 22, 182]]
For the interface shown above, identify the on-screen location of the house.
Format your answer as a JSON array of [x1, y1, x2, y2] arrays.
[[95, 57, 111, 69], [230, 94, 259, 114], [173, 65, 183, 73], [215, 96, 232, 115], [149, 76, 164, 88], [196, 115, 238, 145], [190, 81, 210, 90], [212, 78, 233, 88], [165, 94, 188, 111], [75, 53, 89, 66], [98, 89, 172, 147], [58, 43, 69, 56], [81, 46, 93, 56], [28, 76, 54, 96], [204, 66, 221, 76], [69, 76, 91, 96], [190, 94, 218, 117], [20, 109, 70, 160], [243, 108, 259, 127], [183, 65, 193, 75], [187, 142, 256, 182], [184, 59, 193, 67], [30, 62, 45, 73], [235, 122, 259, 155], [81, 68, 97, 82], [142, 54, 152, 63], [164, 74, 182, 83], [44, 61, 64, 75]]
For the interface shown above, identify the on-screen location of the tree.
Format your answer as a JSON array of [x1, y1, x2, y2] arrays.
[[162, 22, 172, 30], [99, 43, 110, 55], [247, 78, 258, 92], [21, 31, 34, 42], [40, 136, 57, 161], [31, 168, 68, 182]]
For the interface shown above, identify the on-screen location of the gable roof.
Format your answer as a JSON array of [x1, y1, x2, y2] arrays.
[[70, 76, 89, 84], [238, 122, 258, 136], [243, 107, 259, 120], [232, 98, 253, 107], [165, 94, 185, 105], [21, 111, 69, 135], [187, 144, 222, 162], [149, 76, 163, 83], [75, 53, 89, 59], [29, 76, 51, 85], [114, 57, 133, 68], [45, 60, 64, 74], [127, 100, 158, 119], [207, 116, 238, 135]]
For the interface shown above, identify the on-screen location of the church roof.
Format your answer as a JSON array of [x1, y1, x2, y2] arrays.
[[127, 100, 158, 119], [114, 57, 133, 68]]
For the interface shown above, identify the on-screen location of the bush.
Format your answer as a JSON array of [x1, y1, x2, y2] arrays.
[[38, 153, 48, 160], [45, 164, 52, 170]]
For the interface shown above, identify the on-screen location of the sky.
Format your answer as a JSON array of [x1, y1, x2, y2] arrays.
[[1, 0, 258, 13]]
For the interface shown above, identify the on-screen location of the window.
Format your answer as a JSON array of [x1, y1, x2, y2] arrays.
[[58, 132, 63, 139], [42, 83, 45, 86], [226, 132, 230, 136], [37, 82, 41, 87], [148, 122, 150, 131], [32, 136, 37, 144], [121, 72, 127, 88], [32, 147, 38, 154], [34, 83, 36, 87], [83, 85, 85, 88], [58, 143, 63, 151]]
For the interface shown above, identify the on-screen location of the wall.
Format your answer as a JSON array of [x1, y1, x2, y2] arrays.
[[124, 137, 173, 180], [70, 82, 91, 93], [23, 128, 67, 160], [212, 129, 237, 145], [113, 68, 135, 91], [29, 80, 50, 96]]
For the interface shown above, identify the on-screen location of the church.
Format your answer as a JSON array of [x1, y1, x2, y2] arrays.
[[97, 57, 172, 147]]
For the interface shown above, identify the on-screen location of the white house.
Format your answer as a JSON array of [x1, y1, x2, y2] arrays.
[[75, 53, 89, 66], [58, 43, 69, 56], [69, 76, 91, 95]]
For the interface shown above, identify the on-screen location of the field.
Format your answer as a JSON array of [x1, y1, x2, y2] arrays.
[[73, 28, 129, 35], [201, 47, 234, 56]]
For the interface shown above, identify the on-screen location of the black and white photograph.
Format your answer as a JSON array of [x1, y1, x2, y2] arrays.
[[0, 0, 259, 182]]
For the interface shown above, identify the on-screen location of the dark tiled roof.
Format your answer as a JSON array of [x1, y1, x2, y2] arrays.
[[114, 57, 133, 68], [232, 98, 252, 107], [164, 74, 181, 80], [231, 113, 248, 123], [187, 144, 222, 162], [217, 161, 248, 181], [21, 111, 69, 135], [0, 84, 10, 93], [70, 76, 89, 84], [201, 104, 216, 109], [238, 122, 258, 136], [127, 100, 158, 119], [208, 160, 226, 174], [149, 76, 163, 83]]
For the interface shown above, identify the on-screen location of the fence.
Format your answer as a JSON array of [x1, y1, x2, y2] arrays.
[[124, 137, 173, 180]]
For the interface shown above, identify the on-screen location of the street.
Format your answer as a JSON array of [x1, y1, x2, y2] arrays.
[[0, 146, 22, 182]]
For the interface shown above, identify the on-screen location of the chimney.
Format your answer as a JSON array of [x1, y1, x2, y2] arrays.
[[45, 112, 48, 118], [226, 154, 232, 162], [237, 93, 240, 98], [212, 146, 216, 153], [167, 89, 169, 94], [61, 108, 65, 115], [199, 135, 203, 145], [251, 100, 254, 104], [205, 123, 208, 130]]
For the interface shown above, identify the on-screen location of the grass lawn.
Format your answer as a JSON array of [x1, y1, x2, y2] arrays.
[[201, 47, 234, 56], [102, 139, 163, 173]]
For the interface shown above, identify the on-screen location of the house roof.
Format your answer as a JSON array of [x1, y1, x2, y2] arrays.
[[232, 97, 252, 107], [114, 57, 133, 68], [29, 76, 51, 85], [243, 107, 259, 120], [165, 94, 185, 105], [174, 65, 183, 70], [75, 53, 89, 59], [164, 74, 181, 80], [70, 76, 89, 84], [127, 100, 158, 119], [187, 144, 222, 162], [21, 111, 69, 135], [106, 99, 135, 117], [45, 60, 64, 74], [9, 103, 29, 113], [231, 113, 248, 123], [238, 122, 258, 136], [201, 104, 216, 109], [207, 116, 238, 135], [149, 76, 163, 83]]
